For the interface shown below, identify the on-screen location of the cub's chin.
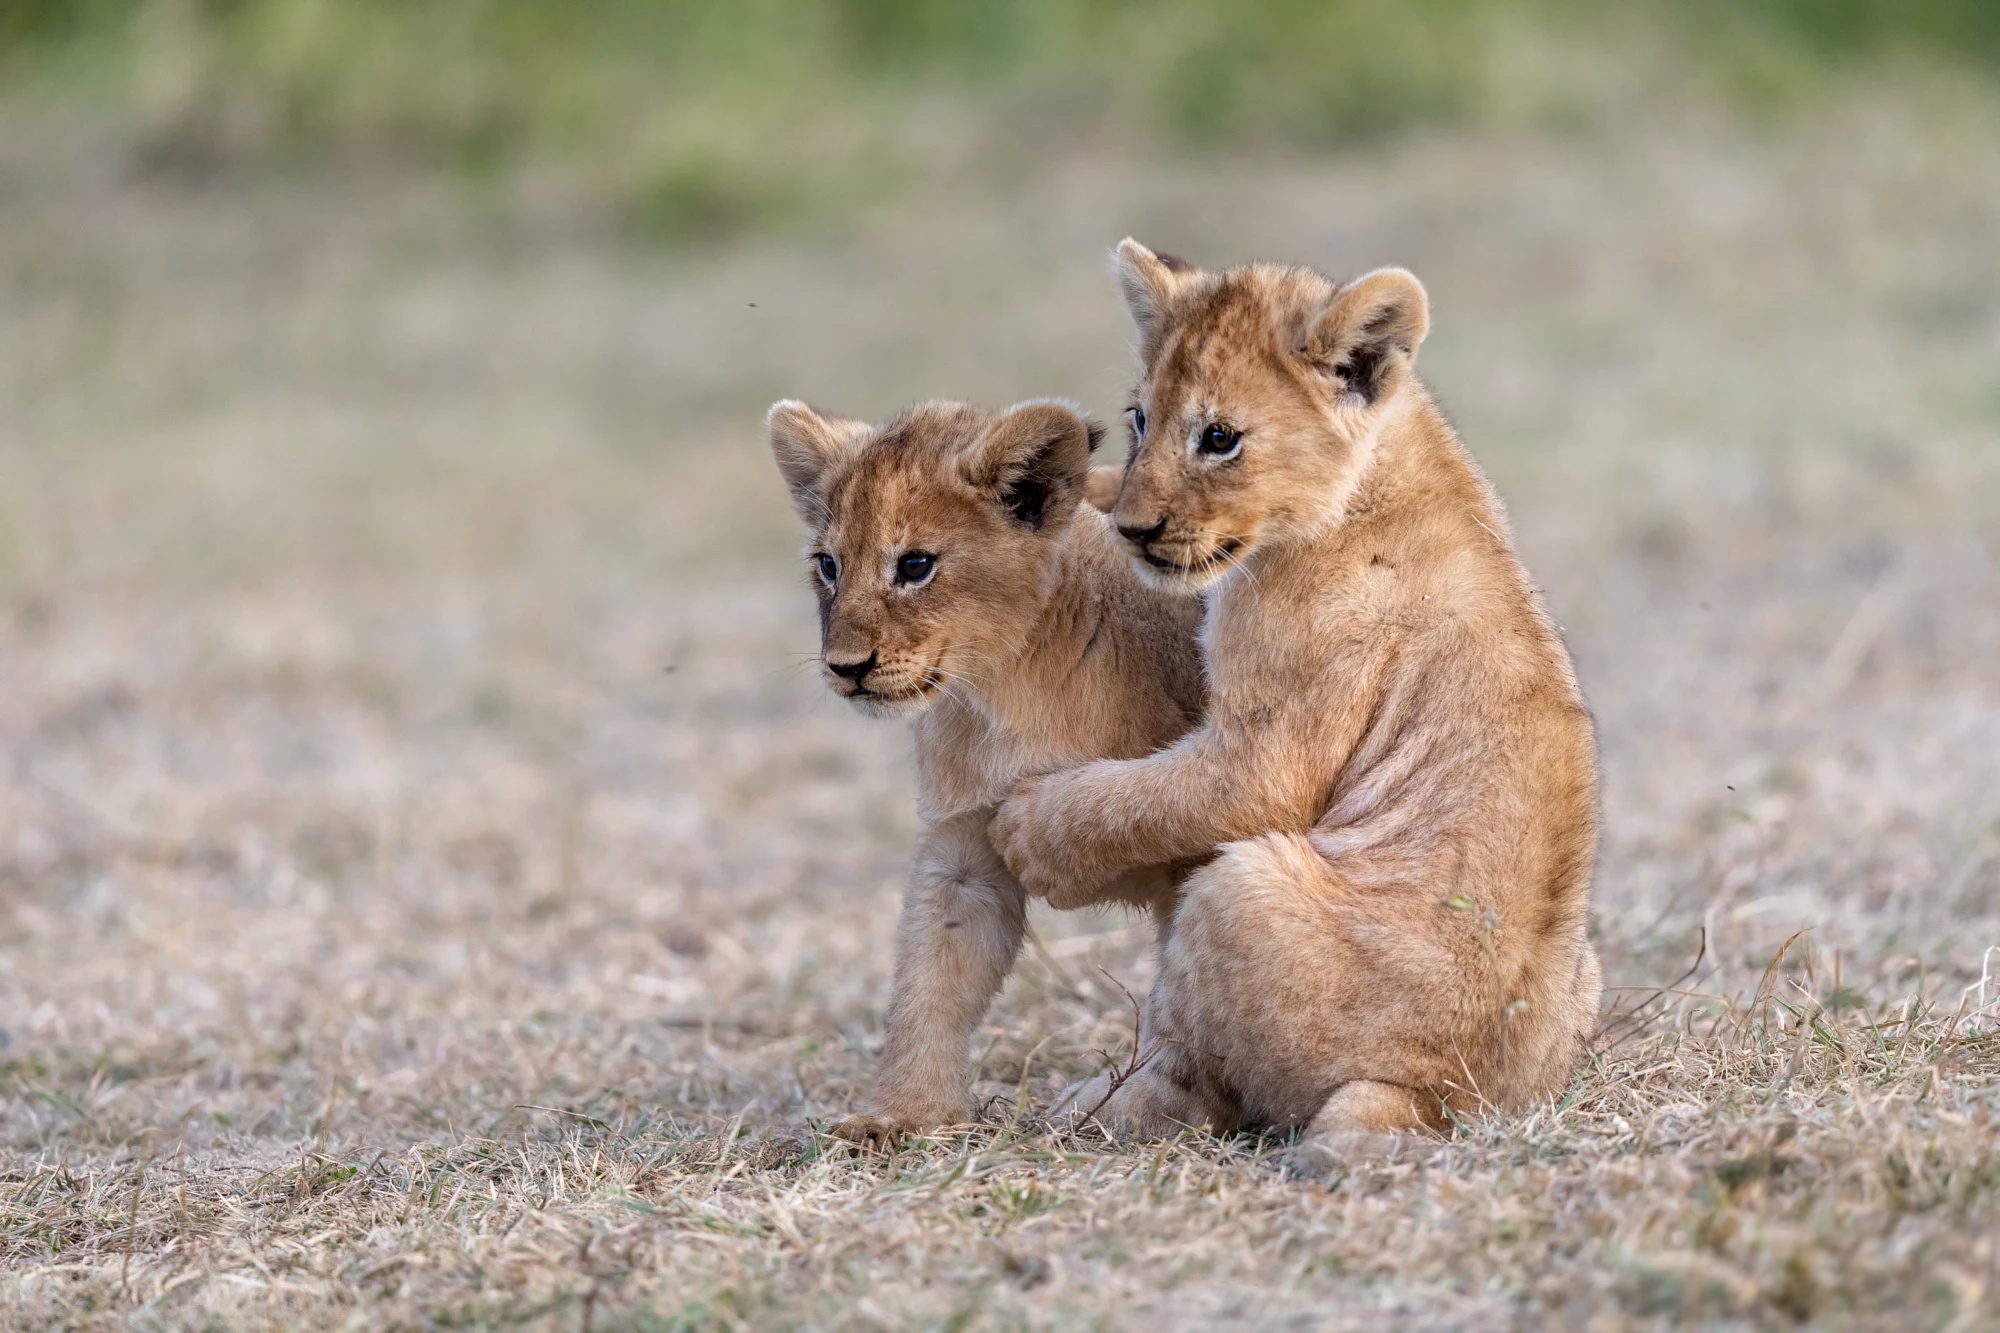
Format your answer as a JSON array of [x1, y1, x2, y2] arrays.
[[845, 690, 939, 719]]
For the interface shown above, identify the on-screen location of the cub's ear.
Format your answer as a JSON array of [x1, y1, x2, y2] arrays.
[[962, 400, 1101, 532], [1112, 238, 1195, 347], [768, 399, 869, 526], [1303, 268, 1430, 408]]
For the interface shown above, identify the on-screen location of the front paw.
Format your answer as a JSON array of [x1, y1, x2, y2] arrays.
[[827, 1113, 922, 1153], [827, 1099, 968, 1153], [990, 780, 1080, 901]]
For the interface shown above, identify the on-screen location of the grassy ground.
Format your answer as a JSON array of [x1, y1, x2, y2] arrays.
[[5, 93, 2000, 1327]]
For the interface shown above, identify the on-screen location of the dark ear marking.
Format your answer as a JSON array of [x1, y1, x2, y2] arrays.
[[1000, 476, 1052, 529], [968, 400, 1098, 532], [1360, 308, 1409, 349], [1306, 268, 1430, 408], [1337, 344, 1388, 403], [1085, 418, 1108, 454]]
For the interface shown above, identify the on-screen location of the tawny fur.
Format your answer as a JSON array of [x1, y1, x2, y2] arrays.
[[990, 243, 1603, 1155], [768, 398, 1204, 1146]]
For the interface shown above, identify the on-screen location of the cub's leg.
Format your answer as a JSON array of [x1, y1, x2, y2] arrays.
[[832, 810, 1025, 1149], [1046, 866, 1236, 1139], [1137, 833, 1477, 1152]]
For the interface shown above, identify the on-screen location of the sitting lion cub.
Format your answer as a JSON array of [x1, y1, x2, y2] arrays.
[[991, 243, 1602, 1157], [767, 397, 1204, 1146]]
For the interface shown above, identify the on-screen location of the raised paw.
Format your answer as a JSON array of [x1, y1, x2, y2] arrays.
[[988, 781, 1068, 902], [993, 781, 1113, 905]]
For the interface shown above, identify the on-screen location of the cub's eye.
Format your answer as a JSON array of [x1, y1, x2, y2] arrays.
[[1128, 405, 1147, 438], [815, 554, 838, 583], [1197, 423, 1243, 458], [895, 551, 937, 585]]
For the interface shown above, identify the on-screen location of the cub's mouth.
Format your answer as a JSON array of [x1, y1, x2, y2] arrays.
[[1135, 534, 1245, 585], [836, 661, 947, 716]]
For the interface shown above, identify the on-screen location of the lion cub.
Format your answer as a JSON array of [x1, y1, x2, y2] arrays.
[[768, 397, 1204, 1145], [991, 243, 1602, 1156]]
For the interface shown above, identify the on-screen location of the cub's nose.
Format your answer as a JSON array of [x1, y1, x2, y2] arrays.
[[1116, 515, 1169, 546], [825, 651, 878, 683]]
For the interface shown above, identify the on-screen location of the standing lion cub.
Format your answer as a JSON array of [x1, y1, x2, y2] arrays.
[[768, 397, 1204, 1146], [991, 243, 1602, 1157]]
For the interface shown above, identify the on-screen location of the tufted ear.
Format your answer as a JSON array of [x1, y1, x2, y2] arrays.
[[1112, 238, 1196, 347], [961, 400, 1103, 532], [768, 399, 870, 526], [1302, 268, 1430, 408]]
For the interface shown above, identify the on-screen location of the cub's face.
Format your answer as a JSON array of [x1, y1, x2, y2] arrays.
[[768, 399, 1102, 717], [1107, 240, 1431, 592]]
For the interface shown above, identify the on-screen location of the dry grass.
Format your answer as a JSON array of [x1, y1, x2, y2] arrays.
[[5, 96, 2000, 1328]]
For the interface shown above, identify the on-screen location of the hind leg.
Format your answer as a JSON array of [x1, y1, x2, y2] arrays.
[[1144, 833, 1482, 1137], [1045, 863, 1237, 1139]]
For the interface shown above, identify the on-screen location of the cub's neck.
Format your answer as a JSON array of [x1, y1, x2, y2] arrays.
[[969, 505, 1138, 738]]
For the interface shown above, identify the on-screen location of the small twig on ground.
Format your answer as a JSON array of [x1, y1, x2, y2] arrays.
[[1597, 927, 1709, 1049], [1082, 968, 1160, 1123]]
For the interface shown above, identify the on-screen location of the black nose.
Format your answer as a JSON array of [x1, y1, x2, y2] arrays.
[[826, 651, 878, 682], [1117, 516, 1169, 546]]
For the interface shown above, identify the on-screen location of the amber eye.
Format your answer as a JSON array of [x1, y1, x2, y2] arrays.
[[896, 551, 937, 585], [815, 554, 838, 583], [1197, 423, 1242, 458], [1128, 406, 1147, 438]]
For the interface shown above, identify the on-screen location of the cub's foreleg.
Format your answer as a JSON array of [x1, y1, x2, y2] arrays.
[[832, 810, 1025, 1148], [993, 728, 1324, 908]]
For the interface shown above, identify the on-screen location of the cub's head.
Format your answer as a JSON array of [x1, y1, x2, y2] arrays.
[[768, 398, 1105, 716], [1107, 239, 1431, 592]]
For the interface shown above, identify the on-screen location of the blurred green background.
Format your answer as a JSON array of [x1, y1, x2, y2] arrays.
[[5, 0, 1999, 244]]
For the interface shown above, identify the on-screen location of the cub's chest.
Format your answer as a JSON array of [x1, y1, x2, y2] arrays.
[[1201, 559, 1412, 686]]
